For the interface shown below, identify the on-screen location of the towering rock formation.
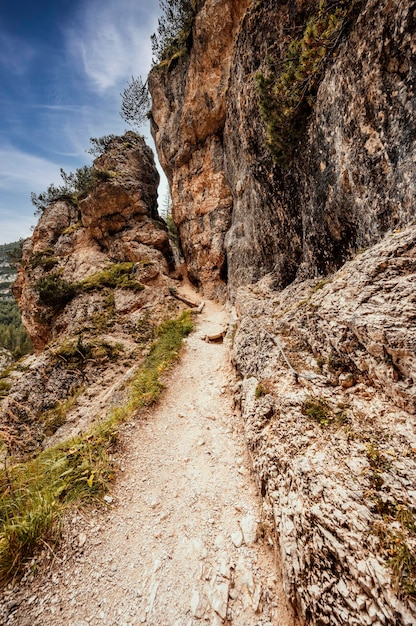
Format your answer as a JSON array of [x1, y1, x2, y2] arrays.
[[3, 133, 182, 455], [149, 0, 252, 299], [149, 0, 416, 298], [149, 1, 416, 623], [13, 133, 173, 351]]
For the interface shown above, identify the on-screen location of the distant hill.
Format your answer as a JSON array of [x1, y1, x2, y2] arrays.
[[0, 240, 32, 361], [0, 241, 18, 296]]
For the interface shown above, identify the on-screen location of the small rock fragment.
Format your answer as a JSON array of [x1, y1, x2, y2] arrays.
[[209, 578, 230, 620], [191, 590, 207, 619], [240, 514, 257, 545], [231, 530, 243, 548]]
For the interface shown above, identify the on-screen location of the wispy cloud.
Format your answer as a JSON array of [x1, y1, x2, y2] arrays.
[[0, 210, 35, 245], [66, 0, 157, 92], [0, 145, 62, 193], [0, 30, 35, 75], [0, 1, 163, 244], [0, 145, 65, 243]]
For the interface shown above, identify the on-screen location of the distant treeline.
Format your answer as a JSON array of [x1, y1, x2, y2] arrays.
[[0, 298, 32, 358], [0, 241, 33, 359]]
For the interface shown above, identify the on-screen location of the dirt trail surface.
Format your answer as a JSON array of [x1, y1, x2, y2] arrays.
[[1, 296, 296, 626]]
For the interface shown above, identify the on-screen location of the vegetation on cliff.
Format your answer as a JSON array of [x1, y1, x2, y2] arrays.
[[151, 0, 197, 65], [256, 0, 356, 164], [34, 263, 145, 316], [31, 165, 98, 215], [120, 76, 151, 130], [30, 134, 136, 215], [120, 1, 198, 131]]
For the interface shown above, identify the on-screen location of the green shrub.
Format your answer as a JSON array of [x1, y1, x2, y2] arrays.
[[31, 165, 99, 215], [255, 382, 270, 398], [79, 263, 144, 292], [52, 336, 121, 370], [94, 169, 119, 181], [29, 249, 58, 271], [34, 264, 146, 318], [120, 77, 151, 130], [151, 0, 197, 65], [372, 520, 416, 599], [87, 135, 117, 157], [301, 396, 332, 426], [35, 274, 77, 310], [256, 0, 356, 164], [62, 221, 82, 236]]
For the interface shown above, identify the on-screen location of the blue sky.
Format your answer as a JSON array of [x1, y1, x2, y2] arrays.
[[0, 0, 164, 244]]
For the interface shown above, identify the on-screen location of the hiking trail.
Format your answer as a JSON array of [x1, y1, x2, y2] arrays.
[[1, 292, 296, 626]]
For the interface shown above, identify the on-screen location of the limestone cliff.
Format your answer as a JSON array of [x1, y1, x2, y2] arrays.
[[2, 133, 183, 456], [149, 0, 416, 298], [149, 0, 252, 299], [232, 226, 416, 625], [148, 0, 416, 624]]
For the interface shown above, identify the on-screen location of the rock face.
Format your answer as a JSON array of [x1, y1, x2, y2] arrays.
[[149, 0, 251, 299], [231, 227, 416, 625], [13, 133, 172, 352], [3, 133, 182, 456], [149, 1, 416, 623], [149, 0, 416, 298]]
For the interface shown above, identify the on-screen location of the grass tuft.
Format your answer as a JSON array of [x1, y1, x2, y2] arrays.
[[79, 263, 144, 293], [0, 310, 192, 583], [301, 396, 332, 427]]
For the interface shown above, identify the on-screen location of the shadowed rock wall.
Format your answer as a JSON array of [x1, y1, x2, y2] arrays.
[[150, 0, 416, 298]]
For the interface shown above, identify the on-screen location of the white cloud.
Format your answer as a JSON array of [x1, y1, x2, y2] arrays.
[[0, 145, 63, 193], [66, 0, 157, 92], [0, 146, 65, 243], [0, 210, 35, 245]]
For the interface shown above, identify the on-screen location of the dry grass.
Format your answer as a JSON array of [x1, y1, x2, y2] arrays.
[[0, 310, 192, 583]]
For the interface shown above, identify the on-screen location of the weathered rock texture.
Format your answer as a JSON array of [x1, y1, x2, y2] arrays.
[[13, 133, 173, 351], [232, 227, 416, 625], [2, 133, 183, 456], [150, 0, 416, 297], [149, 0, 252, 299], [149, 1, 416, 622]]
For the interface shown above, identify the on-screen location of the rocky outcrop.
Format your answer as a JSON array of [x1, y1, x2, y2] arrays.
[[13, 133, 172, 351], [149, 0, 251, 299], [2, 133, 183, 456], [231, 226, 416, 625], [150, 0, 416, 298]]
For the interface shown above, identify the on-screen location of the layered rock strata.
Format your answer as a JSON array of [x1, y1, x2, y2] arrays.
[[232, 227, 416, 625]]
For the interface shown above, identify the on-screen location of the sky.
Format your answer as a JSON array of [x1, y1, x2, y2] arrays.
[[0, 0, 165, 244]]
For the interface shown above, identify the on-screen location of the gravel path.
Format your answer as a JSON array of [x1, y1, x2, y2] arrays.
[[1, 295, 296, 626]]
